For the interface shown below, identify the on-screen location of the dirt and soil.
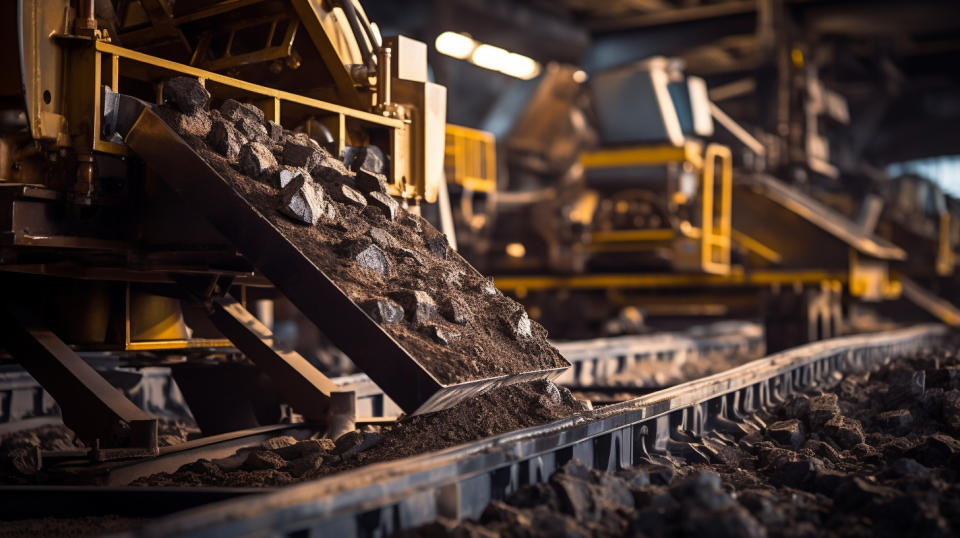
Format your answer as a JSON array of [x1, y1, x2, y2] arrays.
[[152, 85, 567, 385], [407, 344, 960, 537], [133, 379, 585, 487]]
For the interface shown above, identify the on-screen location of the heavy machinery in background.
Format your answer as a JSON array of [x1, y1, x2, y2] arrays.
[[0, 0, 451, 456], [442, 50, 960, 347]]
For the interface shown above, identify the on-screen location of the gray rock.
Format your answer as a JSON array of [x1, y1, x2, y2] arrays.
[[238, 141, 278, 178], [390, 289, 437, 324], [427, 325, 460, 345], [362, 298, 404, 324], [276, 438, 333, 459], [283, 140, 322, 169], [398, 247, 426, 265], [807, 393, 840, 429], [265, 120, 284, 142], [369, 227, 399, 250], [877, 409, 914, 434], [221, 98, 265, 123], [889, 370, 925, 407], [354, 243, 390, 277], [349, 145, 387, 174], [235, 115, 269, 144], [889, 457, 930, 478], [332, 183, 367, 208], [356, 169, 388, 194], [440, 296, 472, 325], [767, 419, 805, 449], [208, 118, 245, 160], [154, 106, 212, 138], [244, 449, 285, 470], [367, 191, 399, 220], [284, 454, 324, 477], [424, 231, 449, 259], [261, 436, 297, 451], [162, 77, 210, 114], [276, 166, 307, 189], [279, 176, 325, 225], [774, 457, 823, 488], [822, 415, 865, 448], [504, 308, 533, 339]]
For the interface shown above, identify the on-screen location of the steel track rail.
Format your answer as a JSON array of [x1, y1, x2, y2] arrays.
[[122, 324, 946, 538]]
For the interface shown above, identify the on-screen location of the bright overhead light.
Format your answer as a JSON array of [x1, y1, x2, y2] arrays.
[[436, 32, 543, 80], [572, 69, 588, 83], [471, 44, 509, 70], [435, 31, 476, 59], [501, 53, 540, 80]]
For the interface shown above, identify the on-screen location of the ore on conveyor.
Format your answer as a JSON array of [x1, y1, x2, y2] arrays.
[[162, 77, 210, 115], [407, 345, 960, 538], [132, 381, 586, 487], [149, 84, 569, 387]]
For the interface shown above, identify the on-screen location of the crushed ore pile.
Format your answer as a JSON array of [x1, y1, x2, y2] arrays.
[[153, 77, 567, 385], [133, 380, 585, 487], [407, 345, 960, 537]]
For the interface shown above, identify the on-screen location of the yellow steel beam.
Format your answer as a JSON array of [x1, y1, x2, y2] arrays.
[[588, 229, 675, 243], [95, 41, 400, 128], [731, 228, 783, 264], [580, 142, 703, 169], [493, 268, 846, 292]]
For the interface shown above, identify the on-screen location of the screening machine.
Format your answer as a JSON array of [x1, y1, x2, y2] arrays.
[[0, 0, 565, 458]]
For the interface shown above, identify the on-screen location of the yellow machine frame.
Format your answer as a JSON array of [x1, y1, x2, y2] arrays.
[[579, 141, 733, 275], [444, 124, 497, 193]]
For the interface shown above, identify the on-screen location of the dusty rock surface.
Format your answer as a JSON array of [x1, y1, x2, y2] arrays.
[[407, 345, 960, 537], [133, 380, 585, 487], [0, 516, 145, 537], [151, 80, 568, 385]]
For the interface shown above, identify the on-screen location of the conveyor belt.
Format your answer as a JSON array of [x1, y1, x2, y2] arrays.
[[122, 323, 945, 537]]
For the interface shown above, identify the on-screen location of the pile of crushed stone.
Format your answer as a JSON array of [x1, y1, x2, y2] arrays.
[[133, 380, 585, 487], [152, 77, 568, 386], [408, 345, 960, 537]]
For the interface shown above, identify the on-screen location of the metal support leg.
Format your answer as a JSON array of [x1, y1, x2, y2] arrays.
[[0, 313, 157, 457], [207, 296, 336, 421]]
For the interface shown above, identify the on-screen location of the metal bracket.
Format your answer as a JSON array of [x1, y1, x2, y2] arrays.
[[0, 311, 157, 456], [206, 295, 337, 422]]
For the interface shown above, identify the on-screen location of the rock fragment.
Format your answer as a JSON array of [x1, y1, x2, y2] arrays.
[[355, 169, 388, 194], [331, 183, 367, 208], [235, 116, 269, 144], [390, 290, 437, 324], [162, 77, 210, 114], [888, 370, 925, 407], [877, 409, 913, 434], [362, 298, 404, 324], [333, 431, 383, 459], [822, 415, 865, 448], [154, 106, 212, 138], [261, 436, 297, 451], [220, 98, 265, 123], [245, 450, 285, 470], [276, 166, 307, 189], [238, 141, 278, 178], [354, 244, 390, 277], [807, 393, 840, 429], [283, 140, 322, 169], [279, 173, 325, 225], [276, 438, 333, 459], [265, 120, 284, 143], [767, 419, 805, 449], [345, 145, 387, 174], [504, 308, 533, 340], [208, 118, 245, 160], [369, 227, 399, 251], [285, 454, 324, 477], [367, 191, 399, 220], [440, 297, 472, 325], [427, 325, 460, 345], [424, 231, 449, 259]]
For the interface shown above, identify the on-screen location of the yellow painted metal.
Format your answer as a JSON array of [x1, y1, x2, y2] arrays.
[[94, 42, 400, 128], [731, 229, 783, 264], [123, 284, 233, 351], [444, 124, 497, 193], [589, 229, 675, 243], [493, 268, 847, 292], [701, 143, 733, 275], [579, 142, 703, 169], [937, 212, 955, 276]]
